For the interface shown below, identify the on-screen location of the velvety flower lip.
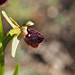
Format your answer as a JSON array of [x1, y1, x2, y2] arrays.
[[0, 0, 8, 6], [24, 29, 44, 48]]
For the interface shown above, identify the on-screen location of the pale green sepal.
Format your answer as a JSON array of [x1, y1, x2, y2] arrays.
[[12, 36, 20, 57], [2, 11, 17, 28]]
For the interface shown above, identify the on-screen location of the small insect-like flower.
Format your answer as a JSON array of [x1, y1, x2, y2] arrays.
[[2, 11, 44, 57], [24, 29, 44, 48], [0, 0, 8, 6]]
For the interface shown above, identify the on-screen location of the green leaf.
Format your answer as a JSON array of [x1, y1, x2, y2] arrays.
[[12, 36, 20, 57], [13, 64, 20, 75], [0, 14, 4, 43]]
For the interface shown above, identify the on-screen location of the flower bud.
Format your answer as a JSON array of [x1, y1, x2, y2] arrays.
[[0, 0, 8, 6]]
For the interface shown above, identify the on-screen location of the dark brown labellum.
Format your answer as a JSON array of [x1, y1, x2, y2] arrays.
[[0, 0, 8, 6], [24, 29, 44, 48]]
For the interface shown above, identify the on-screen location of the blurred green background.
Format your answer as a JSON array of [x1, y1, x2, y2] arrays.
[[0, 0, 75, 75]]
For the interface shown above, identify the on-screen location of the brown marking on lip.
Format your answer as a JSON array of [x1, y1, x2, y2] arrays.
[[24, 29, 44, 48]]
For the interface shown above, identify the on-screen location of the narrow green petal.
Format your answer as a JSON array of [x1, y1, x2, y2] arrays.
[[9, 28, 21, 36], [9, 17, 20, 27], [12, 36, 19, 57]]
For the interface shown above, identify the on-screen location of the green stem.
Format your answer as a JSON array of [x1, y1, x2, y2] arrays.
[[0, 50, 4, 75], [0, 14, 4, 75], [3, 34, 15, 50]]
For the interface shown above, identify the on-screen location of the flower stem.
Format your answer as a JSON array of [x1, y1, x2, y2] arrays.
[[0, 50, 4, 75], [0, 13, 4, 75]]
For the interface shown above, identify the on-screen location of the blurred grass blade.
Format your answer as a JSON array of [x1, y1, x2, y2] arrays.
[[0, 14, 4, 43], [12, 36, 19, 57], [13, 64, 20, 75]]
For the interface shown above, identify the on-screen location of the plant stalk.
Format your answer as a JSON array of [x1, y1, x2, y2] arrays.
[[0, 13, 4, 75]]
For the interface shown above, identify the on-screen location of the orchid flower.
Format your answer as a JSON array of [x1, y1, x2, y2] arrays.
[[2, 11, 44, 57]]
